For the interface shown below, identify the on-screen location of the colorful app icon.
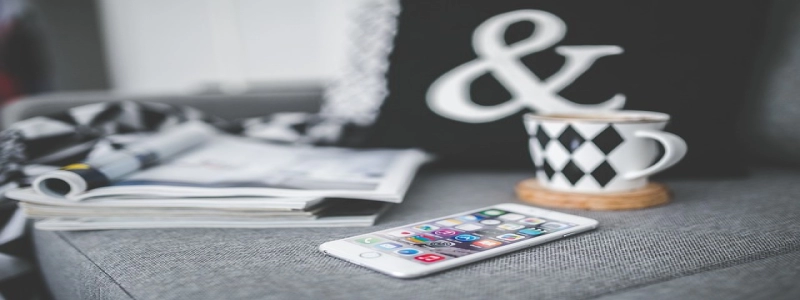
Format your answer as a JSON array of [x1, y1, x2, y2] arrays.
[[386, 230, 415, 237], [479, 219, 502, 225], [498, 213, 525, 221], [376, 242, 403, 250], [497, 224, 525, 231], [455, 223, 483, 231], [414, 254, 445, 263], [481, 209, 506, 216], [355, 237, 385, 245], [454, 234, 480, 242], [497, 233, 526, 241], [427, 240, 456, 247], [413, 224, 440, 232], [396, 248, 422, 256], [432, 229, 459, 236], [540, 222, 570, 231], [519, 217, 547, 225], [472, 239, 503, 248], [406, 234, 438, 244], [460, 214, 486, 222], [435, 218, 463, 227], [518, 228, 545, 236]]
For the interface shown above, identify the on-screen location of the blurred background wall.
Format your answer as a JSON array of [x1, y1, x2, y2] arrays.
[[29, 0, 109, 91], [28, 0, 363, 94]]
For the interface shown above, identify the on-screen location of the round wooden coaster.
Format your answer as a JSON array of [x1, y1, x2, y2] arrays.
[[515, 179, 671, 211]]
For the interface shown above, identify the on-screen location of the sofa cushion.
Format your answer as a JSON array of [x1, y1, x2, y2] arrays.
[[597, 250, 800, 300], [357, 0, 766, 177], [34, 167, 800, 300]]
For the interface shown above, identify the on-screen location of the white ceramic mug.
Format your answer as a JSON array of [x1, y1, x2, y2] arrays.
[[523, 111, 687, 193]]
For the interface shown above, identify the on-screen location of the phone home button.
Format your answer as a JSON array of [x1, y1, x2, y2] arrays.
[[359, 252, 382, 259]]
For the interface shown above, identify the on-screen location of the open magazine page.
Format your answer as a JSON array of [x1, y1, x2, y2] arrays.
[[68, 135, 430, 202]]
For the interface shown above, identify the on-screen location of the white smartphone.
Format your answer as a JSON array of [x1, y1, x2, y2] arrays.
[[319, 203, 598, 278]]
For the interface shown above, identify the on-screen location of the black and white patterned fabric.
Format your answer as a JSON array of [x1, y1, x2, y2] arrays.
[[0, 101, 235, 187], [241, 112, 319, 144], [529, 123, 624, 188]]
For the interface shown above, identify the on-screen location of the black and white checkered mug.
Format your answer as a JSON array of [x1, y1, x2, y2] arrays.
[[524, 111, 687, 193]]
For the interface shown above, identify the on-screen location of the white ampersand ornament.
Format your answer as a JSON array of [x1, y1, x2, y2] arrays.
[[426, 9, 625, 123]]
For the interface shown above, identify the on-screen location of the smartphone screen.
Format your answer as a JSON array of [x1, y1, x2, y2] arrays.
[[347, 207, 580, 264]]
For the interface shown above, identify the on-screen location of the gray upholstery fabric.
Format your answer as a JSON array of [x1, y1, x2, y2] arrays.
[[1, 84, 324, 128], [739, 0, 800, 165], [598, 250, 800, 300], [36, 232, 134, 300], [34, 167, 800, 300]]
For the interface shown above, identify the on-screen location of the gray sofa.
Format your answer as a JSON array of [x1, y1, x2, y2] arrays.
[[7, 1, 800, 299]]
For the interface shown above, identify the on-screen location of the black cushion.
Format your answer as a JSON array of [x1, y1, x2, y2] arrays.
[[363, 0, 767, 176]]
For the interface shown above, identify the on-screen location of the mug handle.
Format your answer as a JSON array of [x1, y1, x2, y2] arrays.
[[622, 130, 688, 180]]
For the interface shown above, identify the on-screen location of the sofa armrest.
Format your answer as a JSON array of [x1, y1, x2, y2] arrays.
[[1, 84, 324, 128]]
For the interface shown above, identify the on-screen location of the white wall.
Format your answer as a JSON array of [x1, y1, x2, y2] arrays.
[[99, 0, 362, 93]]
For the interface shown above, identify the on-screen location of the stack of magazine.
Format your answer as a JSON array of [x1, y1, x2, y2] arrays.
[[5, 123, 430, 231]]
